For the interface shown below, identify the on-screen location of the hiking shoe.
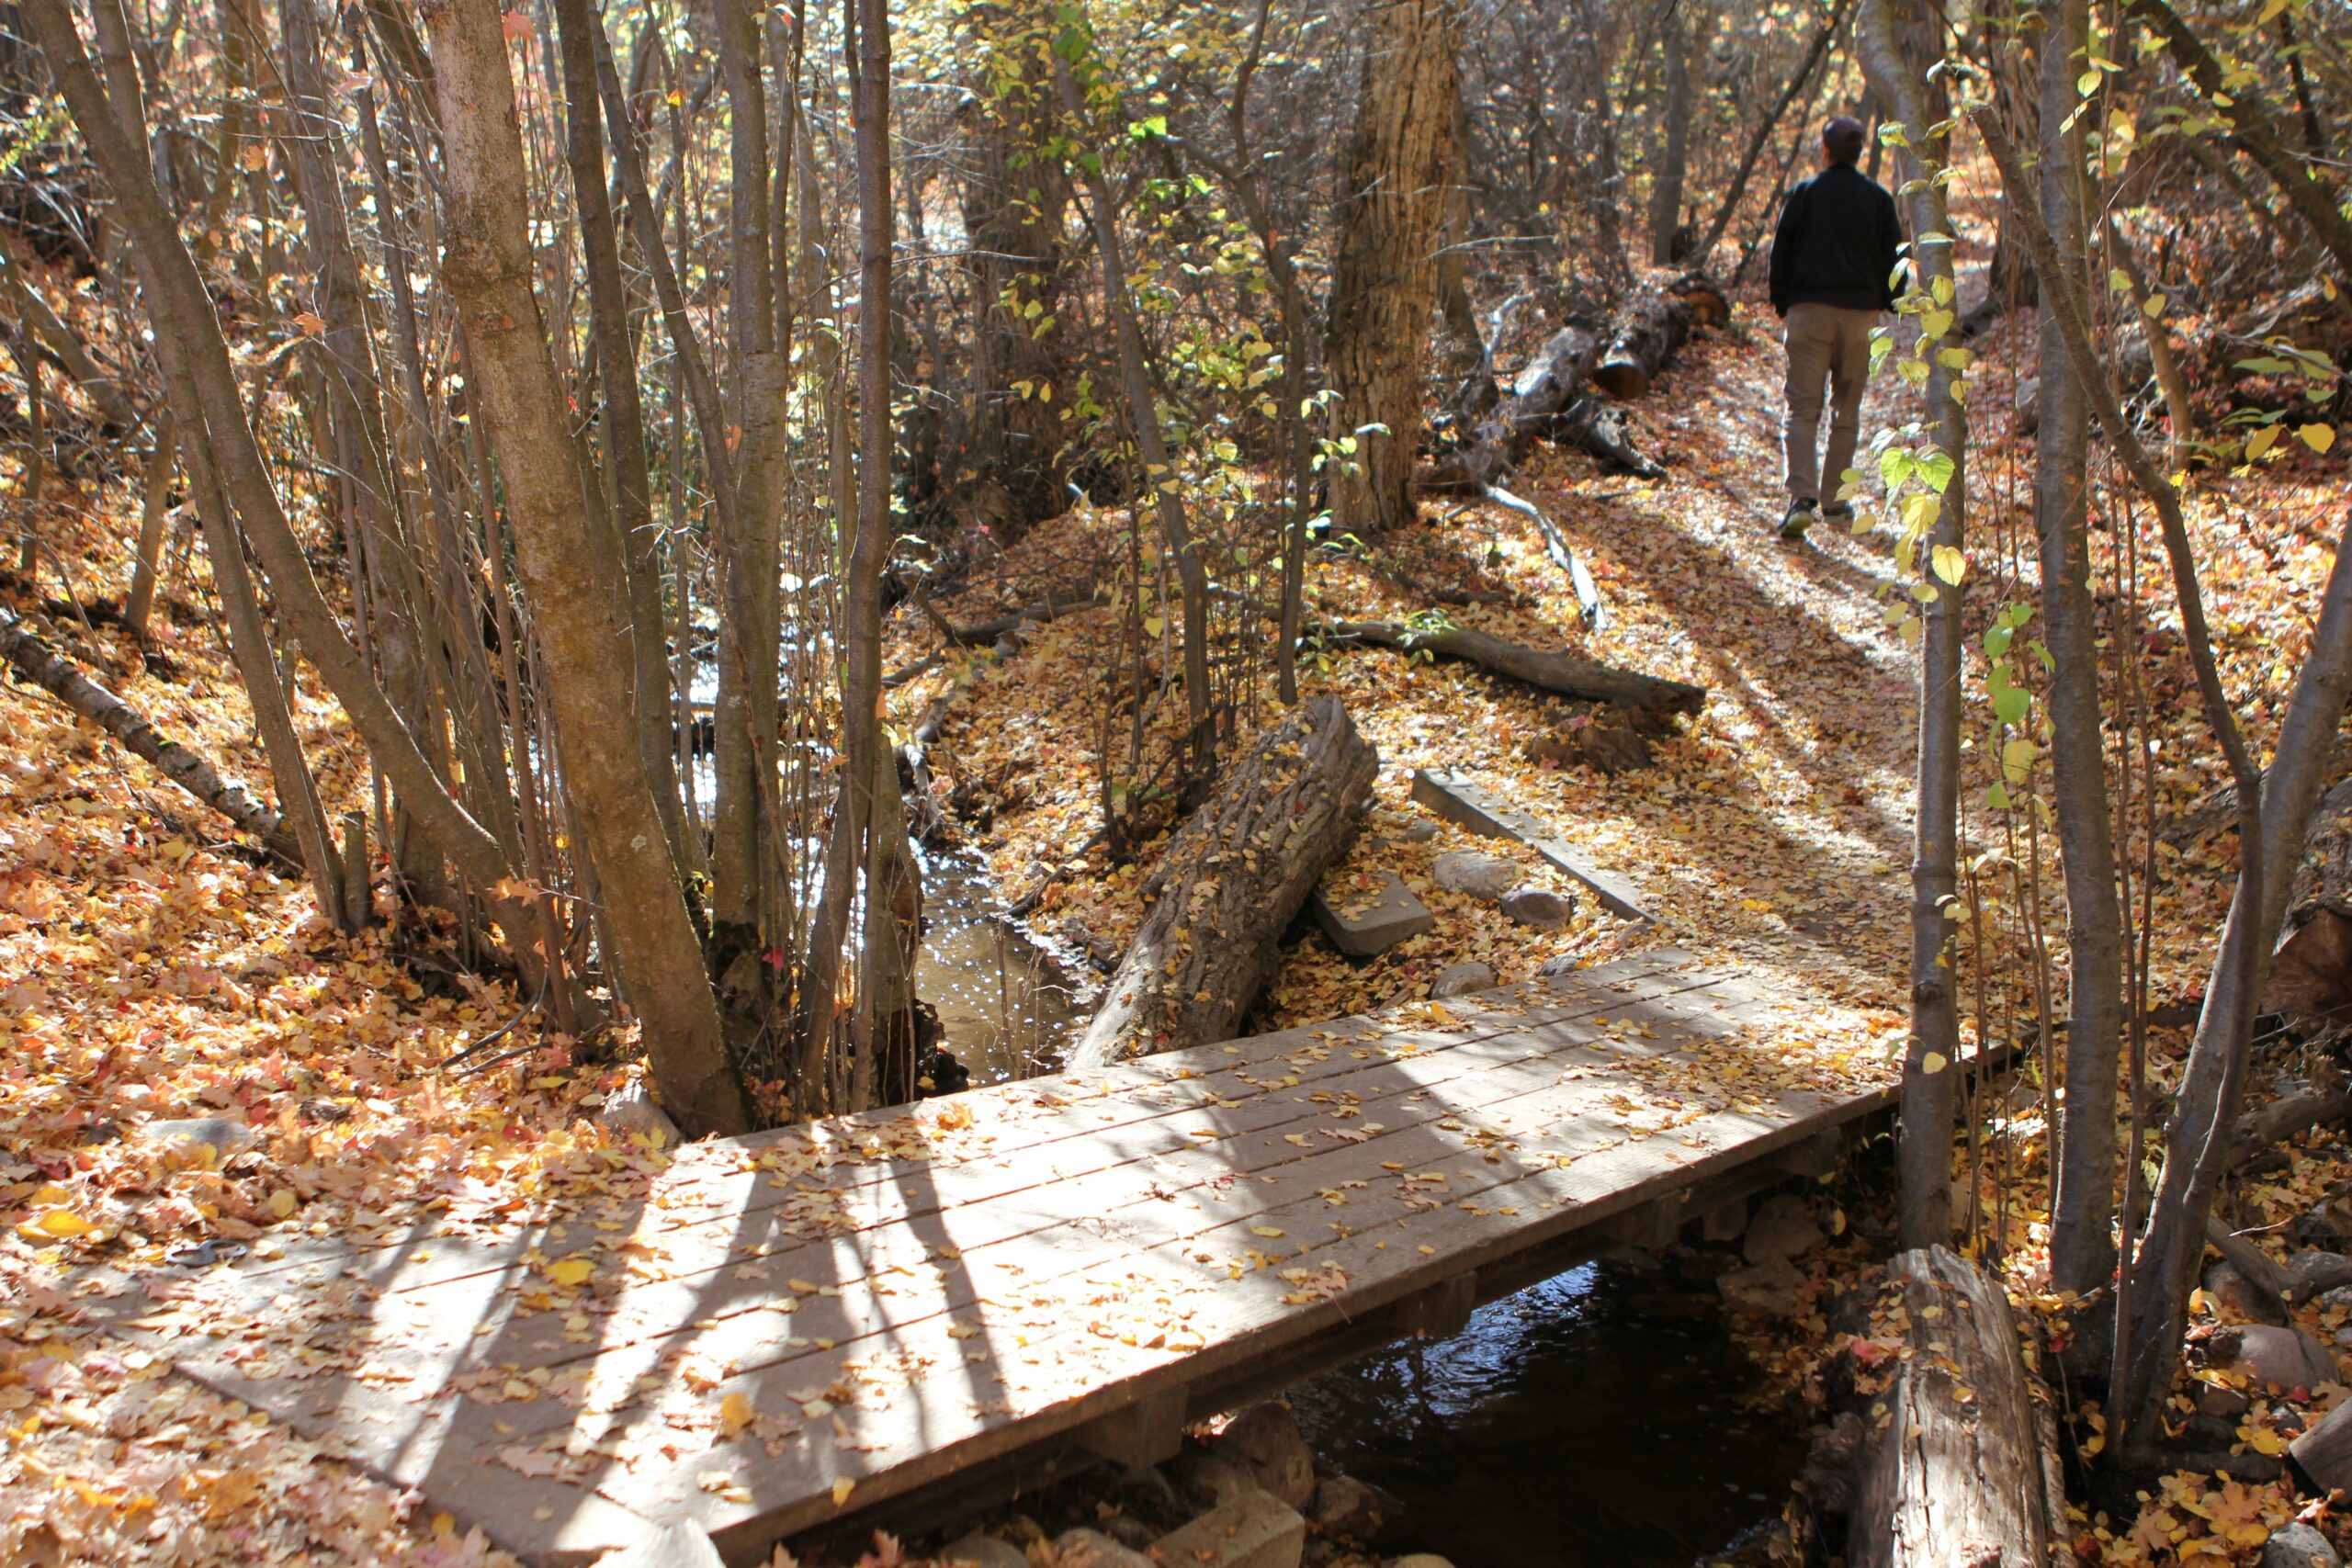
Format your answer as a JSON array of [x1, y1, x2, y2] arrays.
[[1779, 499, 1817, 540], [1822, 502, 1855, 523]]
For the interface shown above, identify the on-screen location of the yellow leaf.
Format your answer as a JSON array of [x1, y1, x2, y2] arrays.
[[1250, 1225, 1285, 1238], [546, 1258, 594, 1288], [267, 1190, 298, 1220], [1142, 615, 1166, 637], [1929, 545, 1965, 586], [31, 1210, 90, 1238], [2301, 423, 2337, 454], [1920, 1053, 1949, 1075], [831, 1477, 855, 1507], [2247, 424, 2282, 460], [718, 1392, 753, 1438]]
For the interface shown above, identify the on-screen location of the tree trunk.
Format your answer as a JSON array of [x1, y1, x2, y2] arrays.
[[1974, 111, 2352, 1458], [953, 1, 1075, 546], [423, 0, 747, 1139], [1857, 0, 1969, 1251], [1849, 1247, 2068, 1568], [795, 0, 897, 1110], [1647, 1, 1714, 266], [550, 0, 691, 881], [2034, 0, 2124, 1303], [1325, 0, 1463, 536], [28, 0, 545, 958], [1069, 697, 1378, 1067], [2128, 0, 2352, 286]]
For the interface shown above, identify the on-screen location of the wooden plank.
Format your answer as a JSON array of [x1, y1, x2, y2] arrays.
[[134, 953, 1892, 1565], [196, 949, 1715, 1304], [1411, 766, 1656, 921]]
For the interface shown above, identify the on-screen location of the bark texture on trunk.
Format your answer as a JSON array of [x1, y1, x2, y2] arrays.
[[1858, 0, 1969, 1251], [1325, 0, 1463, 535], [1849, 1247, 2068, 1568], [2033, 0, 2123, 1302], [423, 0, 747, 1139], [1069, 697, 1378, 1068]]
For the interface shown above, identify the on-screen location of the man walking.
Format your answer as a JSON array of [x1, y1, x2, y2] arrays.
[[1769, 115, 1902, 540]]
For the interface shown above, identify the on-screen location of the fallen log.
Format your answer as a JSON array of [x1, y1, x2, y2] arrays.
[[1849, 1246, 2069, 1568], [1068, 695, 1377, 1067], [1591, 278, 1723, 400], [1, 612, 304, 869], [944, 590, 1106, 647], [1321, 618, 1705, 715]]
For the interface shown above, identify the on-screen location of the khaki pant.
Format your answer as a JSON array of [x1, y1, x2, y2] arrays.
[[1781, 302, 1877, 504]]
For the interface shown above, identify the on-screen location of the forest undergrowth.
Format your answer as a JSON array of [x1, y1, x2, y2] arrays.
[[3, 261, 2346, 1563]]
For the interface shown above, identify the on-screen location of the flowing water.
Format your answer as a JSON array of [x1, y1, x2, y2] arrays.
[[913, 872, 1800, 1564], [913, 845, 1089, 1084], [1289, 1255, 1803, 1567]]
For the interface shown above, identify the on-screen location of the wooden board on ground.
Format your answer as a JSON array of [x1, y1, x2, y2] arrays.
[[85, 951, 1897, 1565], [1410, 766, 1656, 922]]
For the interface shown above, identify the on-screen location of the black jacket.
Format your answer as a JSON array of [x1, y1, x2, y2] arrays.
[[1769, 164, 1902, 315]]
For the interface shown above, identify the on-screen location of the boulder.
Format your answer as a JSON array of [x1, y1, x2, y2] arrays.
[[1537, 953, 1581, 978], [2262, 1521, 2343, 1568], [2288, 1252, 2352, 1304], [1170, 1447, 1258, 1510], [1050, 1529, 1154, 1568], [1310, 1475, 1406, 1547], [937, 1536, 1027, 1568], [136, 1116, 257, 1159], [1430, 851, 1516, 902], [1742, 1193, 1822, 1266], [1498, 886, 1572, 929], [2207, 1259, 2289, 1325], [1428, 963, 1496, 1000], [1216, 1404, 1317, 1510], [2214, 1325, 2339, 1393], [597, 1081, 680, 1147], [1716, 1254, 1806, 1317], [1152, 1486, 1306, 1568]]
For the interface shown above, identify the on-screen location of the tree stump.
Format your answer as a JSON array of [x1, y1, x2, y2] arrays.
[[1068, 697, 1378, 1067]]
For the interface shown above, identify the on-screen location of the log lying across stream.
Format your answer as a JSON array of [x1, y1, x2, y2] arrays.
[[1847, 1246, 2070, 1568], [1068, 695, 1377, 1067]]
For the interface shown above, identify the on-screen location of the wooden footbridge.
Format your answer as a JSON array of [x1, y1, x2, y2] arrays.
[[91, 949, 1901, 1564]]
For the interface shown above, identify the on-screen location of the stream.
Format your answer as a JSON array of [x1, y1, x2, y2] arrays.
[[915, 864, 1802, 1565]]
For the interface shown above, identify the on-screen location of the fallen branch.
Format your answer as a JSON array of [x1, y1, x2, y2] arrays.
[[944, 589, 1106, 647], [1, 611, 304, 869], [1320, 616, 1704, 714]]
